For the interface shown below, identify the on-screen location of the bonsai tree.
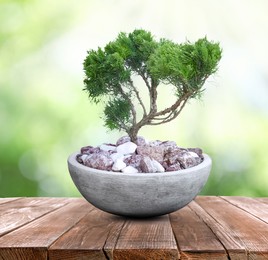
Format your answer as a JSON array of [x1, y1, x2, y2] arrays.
[[83, 29, 222, 143]]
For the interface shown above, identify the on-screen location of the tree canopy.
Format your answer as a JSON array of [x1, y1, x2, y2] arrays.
[[83, 29, 222, 142]]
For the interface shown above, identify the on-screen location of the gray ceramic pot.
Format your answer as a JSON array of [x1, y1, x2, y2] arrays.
[[68, 152, 212, 217]]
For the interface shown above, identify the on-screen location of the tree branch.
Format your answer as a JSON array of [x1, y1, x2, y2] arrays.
[[117, 120, 129, 131], [118, 86, 137, 125], [148, 97, 189, 125], [154, 91, 191, 117], [139, 72, 151, 91], [129, 79, 147, 117], [150, 110, 174, 121], [149, 78, 158, 114]]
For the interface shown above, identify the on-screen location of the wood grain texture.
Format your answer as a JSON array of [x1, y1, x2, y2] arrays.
[[255, 197, 268, 205], [194, 196, 268, 259], [113, 215, 179, 260], [189, 200, 247, 259], [0, 197, 21, 205], [170, 203, 228, 259], [0, 196, 267, 260], [0, 197, 70, 237], [0, 248, 46, 260], [0, 198, 93, 260], [221, 196, 268, 224], [49, 208, 125, 260]]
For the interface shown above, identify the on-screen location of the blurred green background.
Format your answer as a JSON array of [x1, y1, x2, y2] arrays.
[[1, 0, 268, 197]]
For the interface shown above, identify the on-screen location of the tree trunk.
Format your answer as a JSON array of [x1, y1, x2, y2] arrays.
[[128, 127, 140, 144]]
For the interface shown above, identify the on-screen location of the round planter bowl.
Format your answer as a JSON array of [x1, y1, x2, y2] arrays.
[[68, 152, 212, 218]]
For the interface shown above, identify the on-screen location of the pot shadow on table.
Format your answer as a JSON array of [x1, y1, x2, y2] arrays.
[[105, 213, 168, 222]]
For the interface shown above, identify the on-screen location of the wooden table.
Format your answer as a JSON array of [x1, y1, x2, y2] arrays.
[[0, 196, 267, 259]]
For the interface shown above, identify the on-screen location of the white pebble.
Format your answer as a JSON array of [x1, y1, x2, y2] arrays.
[[121, 165, 138, 174], [100, 144, 117, 152], [183, 152, 199, 159], [144, 138, 150, 145], [112, 159, 126, 171], [123, 154, 132, 160], [110, 152, 124, 162], [140, 156, 156, 173], [187, 151, 199, 158], [152, 159, 165, 173], [148, 140, 162, 147], [116, 142, 137, 155], [81, 154, 89, 164]]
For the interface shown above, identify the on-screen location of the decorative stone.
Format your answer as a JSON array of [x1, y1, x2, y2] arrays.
[[148, 140, 162, 147], [80, 154, 88, 164], [136, 145, 165, 163], [116, 136, 146, 146], [161, 140, 177, 146], [123, 154, 132, 160], [179, 152, 202, 169], [84, 152, 113, 171], [77, 136, 204, 173], [164, 148, 185, 166], [140, 156, 156, 173], [160, 141, 177, 153], [76, 154, 83, 163], [121, 165, 139, 174], [124, 154, 143, 172], [110, 152, 124, 162], [100, 144, 116, 152], [166, 163, 182, 171], [152, 159, 165, 173], [188, 151, 199, 158], [81, 146, 100, 154], [116, 136, 131, 146], [112, 159, 126, 172], [161, 161, 169, 170], [116, 142, 137, 155], [188, 148, 204, 159], [136, 136, 146, 146]]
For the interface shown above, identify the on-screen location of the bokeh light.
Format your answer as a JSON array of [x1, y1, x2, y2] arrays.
[[0, 0, 268, 197]]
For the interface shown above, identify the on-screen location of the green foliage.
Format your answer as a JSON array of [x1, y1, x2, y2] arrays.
[[83, 47, 131, 102], [104, 98, 132, 131], [104, 30, 158, 73], [148, 37, 222, 97], [83, 29, 222, 141]]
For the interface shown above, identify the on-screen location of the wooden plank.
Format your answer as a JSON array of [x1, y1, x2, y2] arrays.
[[0, 248, 46, 260], [113, 215, 179, 260], [0, 198, 21, 205], [189, 200, 247, 259], [49, 208, 126, 260], [104, 215, 126, 259], [255, 197, 268, 205], [0, 198, 93, 260], [0, 197, 70, 237], [221, 196, 268, 224], [194, 196, 268, 259], [170, 203, 228, 260], [0, 197, 65, 216]]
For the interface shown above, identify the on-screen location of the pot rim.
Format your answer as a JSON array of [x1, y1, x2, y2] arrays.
[[68, 151, 212, 177]]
